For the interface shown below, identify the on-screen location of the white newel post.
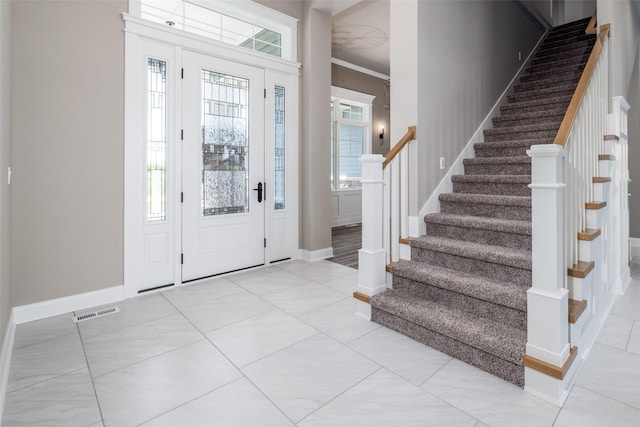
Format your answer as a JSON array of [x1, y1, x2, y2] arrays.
[[356, 155, 388, 319], [526, 144, 572, 403]]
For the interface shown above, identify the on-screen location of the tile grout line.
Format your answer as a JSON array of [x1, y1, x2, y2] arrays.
[[414, 359, 489, 425], [136, 376, 245, 426], [567, 384, 640, 415], [624, 320, 637, 352], [75, 322, 106, 426], [158, 292, 299, 426], [295, 367, 384, 425], [3, 365, 88, 396]]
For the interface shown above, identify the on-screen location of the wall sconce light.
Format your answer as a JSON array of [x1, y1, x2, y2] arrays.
[[379, 127, 384, 140]]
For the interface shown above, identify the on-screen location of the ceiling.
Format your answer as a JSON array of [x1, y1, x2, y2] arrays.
[[323, 0, 390, 76]]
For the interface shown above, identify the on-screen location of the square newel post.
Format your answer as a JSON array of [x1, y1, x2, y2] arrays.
[[525, 144, 573, 403], [355, 155, 387, 320]]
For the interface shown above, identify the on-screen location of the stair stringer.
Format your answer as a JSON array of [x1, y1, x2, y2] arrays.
[[409, 31, 548, 238]]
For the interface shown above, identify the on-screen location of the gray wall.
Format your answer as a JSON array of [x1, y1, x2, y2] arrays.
[[521, 0, 553, 26], [0, 0, 11, 341], [331, 64, 391, 156], [564, 0, 596, 22], [415, 0, 545, 213], [300, 4, 332, 252], [599, 0, 640, 238], [11, 0, 126, 306]]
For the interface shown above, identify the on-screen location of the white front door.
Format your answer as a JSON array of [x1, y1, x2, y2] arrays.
[[182, 51, 266, 282]]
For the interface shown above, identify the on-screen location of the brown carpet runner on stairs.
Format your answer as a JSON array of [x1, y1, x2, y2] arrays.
[[370, 16, 596, 387]]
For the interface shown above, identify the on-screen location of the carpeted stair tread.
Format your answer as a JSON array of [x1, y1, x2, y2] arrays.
[[546, 26, 590, 38], [452, 174, 531, 195], [525, 59, 588, 75], [439, 193, 531, 220], [371, 289, 526, 365], [500, 95, 572, 113], [531, 46, 593, 65], [529, 53, 591, 69], [493, 109, 567, 127], [511, 72, 582, 93], [425, 213, 531, 236], [464, 156, 530, 166], [463, 156, 531, 175], [439, 192, 531, 207], [474, 139, 546, 151], [513, 79, 581, 96], [535, 39, 594, 57], [520, 64, 588, 82], [452, 174, 530, 184], [493, 115, 565, 129], [391, 261, 527, 312], [473, 139, 551, 158], [540, 34, 594, 51], [483, 122, 561, 142], [508, 86, 576, 103], [411, 235, 532, 270], [544, 27, 591, 43]]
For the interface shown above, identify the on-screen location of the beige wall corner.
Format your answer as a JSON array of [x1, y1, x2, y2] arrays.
[[300, 4, 332, 252], [11, 0, 127, 306], [0, 0, 12, 343]]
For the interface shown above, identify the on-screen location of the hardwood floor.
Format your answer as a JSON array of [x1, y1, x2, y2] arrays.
[[328, 224, 361, 269]]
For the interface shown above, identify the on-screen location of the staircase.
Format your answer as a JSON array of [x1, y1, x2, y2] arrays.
[[370, 17, 596, 387]]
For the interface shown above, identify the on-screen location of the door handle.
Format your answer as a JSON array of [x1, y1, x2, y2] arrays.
[[253, 182, 263, 203]]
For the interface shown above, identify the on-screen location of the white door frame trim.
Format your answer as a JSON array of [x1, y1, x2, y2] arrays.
[[123, 14, 300, 298]]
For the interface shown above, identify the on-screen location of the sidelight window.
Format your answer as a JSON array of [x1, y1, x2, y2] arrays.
[[146, 58, 167, 222]]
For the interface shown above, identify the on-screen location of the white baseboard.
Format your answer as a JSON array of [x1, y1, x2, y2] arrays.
[[12, 286, 125, 325], [331, 216, 361, 227], [416, 31, 548, 232], [0, 310, 15, 422], [300, 247, 334, 262]]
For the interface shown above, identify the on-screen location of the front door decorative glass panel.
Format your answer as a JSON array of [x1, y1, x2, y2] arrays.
[[274, 85, 285, 210], [201, 70, 250, 216], [182, 51, 265, 282], [147, 58, 167, 222]]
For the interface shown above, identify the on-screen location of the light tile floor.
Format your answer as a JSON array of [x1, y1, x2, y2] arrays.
[[2, 259, 640, 426]]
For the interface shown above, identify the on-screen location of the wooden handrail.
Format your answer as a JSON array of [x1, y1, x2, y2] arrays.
[[383, 126, 416, 169], [586, 10, 597, 35], [554, 24, 610, 147]]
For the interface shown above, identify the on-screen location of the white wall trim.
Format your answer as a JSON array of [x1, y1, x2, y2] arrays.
[[331, 190, 362, 227], [0, 310, 15, 422], [331, 85, 376, 106], [331, 57, 390, 80], [12, 286, 125, 325], [416, 30, 548, 235], [300, 247, 334, 262], [630, 237, 640, 249], [408, 215, 421, 238]]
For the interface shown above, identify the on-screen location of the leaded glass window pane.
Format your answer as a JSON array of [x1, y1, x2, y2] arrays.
[[201, 70, 250, 216], [147, 58, 167, 222], [274, 85, 285, 210]]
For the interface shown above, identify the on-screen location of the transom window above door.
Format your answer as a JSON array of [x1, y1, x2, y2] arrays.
[[131, 0, 297, 60]]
